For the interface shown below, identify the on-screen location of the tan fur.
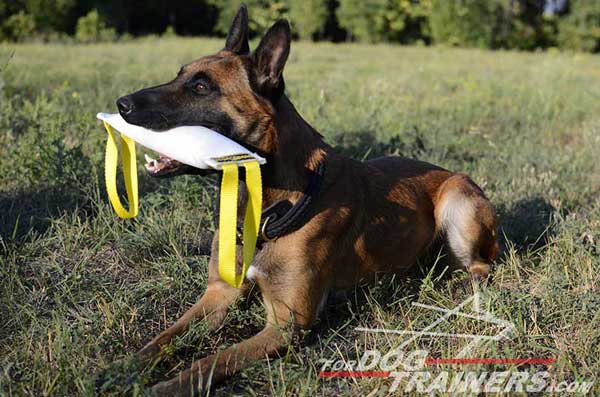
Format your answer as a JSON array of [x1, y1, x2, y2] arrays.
[[135, 44, 499, 397]]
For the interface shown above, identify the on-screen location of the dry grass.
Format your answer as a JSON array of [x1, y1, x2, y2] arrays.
[[0, 38, 599, 396]]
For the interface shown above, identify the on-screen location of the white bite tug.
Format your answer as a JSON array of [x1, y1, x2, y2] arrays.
[[98, 112, 265, 288], [97, 112, 265, 171]]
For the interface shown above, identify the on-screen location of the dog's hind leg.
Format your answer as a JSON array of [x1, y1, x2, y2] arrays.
[[434, 174, 499, 310], [137, 234, 250, 362]]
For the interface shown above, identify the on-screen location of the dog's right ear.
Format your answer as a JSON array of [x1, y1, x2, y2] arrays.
[[224, 4, 250, 55]]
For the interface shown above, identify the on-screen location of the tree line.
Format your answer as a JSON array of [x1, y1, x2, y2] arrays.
[[1, 0, 599, 52]]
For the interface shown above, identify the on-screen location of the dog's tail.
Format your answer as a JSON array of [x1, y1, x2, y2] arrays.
[[434, 174, 499, 279]]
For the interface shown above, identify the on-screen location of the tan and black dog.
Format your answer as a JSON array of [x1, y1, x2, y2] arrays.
[[116, 5, 498, 395]]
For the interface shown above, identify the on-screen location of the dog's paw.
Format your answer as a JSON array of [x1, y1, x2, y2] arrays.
[[137, 342, 162, 363], [150, 377, 195, 397]]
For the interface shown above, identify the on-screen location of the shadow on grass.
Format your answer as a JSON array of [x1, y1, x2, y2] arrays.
[[0, 172, 211, 244], [496, 196, 558, 253], [0, 187, 90, 241], [330, 128, 476, 165]]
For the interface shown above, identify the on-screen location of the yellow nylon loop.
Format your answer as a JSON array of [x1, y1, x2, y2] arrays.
[[103, 121, 139, 219], [241, 161, 262, 286], [218, 161, 262, 288], [101, 118, 261, 287], [218, 163, 239, 287]]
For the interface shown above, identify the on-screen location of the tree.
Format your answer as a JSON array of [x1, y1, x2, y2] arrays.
[[385, 0, 432, 44], [24, 0, 76, 33], [336, 0, 432, 43], [210, 0, 288, 36], [336, 0, 387, 42], [558, 0, 600, 52], [288, 0, 327, 40], [2, 11, 36, 42], [429, 0, 496, 48], [492, 0, 557, 51]]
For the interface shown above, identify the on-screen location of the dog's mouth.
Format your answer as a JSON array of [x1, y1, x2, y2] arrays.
[[144, 153, 185, 178], [143, 152, 216, 178]]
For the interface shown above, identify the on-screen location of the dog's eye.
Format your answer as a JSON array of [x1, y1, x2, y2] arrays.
[[191, 80, 211, 95]]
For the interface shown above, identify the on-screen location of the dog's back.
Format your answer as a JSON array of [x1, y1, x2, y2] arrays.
[[310, 154, 497, 288]]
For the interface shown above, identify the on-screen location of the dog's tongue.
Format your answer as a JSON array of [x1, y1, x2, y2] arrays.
[[144, 153, 181, 175]]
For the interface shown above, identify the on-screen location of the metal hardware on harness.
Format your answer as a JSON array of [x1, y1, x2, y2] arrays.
[[255, 162, 325, 245], [260, 215, 276, 242]]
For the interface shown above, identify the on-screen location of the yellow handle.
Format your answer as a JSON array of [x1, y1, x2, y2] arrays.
[[104, 121, 138, 219], [102, 119, 261, 287], [218, 161, 262, 288]]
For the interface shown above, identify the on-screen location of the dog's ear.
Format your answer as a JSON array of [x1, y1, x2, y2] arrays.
[[252, 20, 291, 96], [224, 4, 250, 55]]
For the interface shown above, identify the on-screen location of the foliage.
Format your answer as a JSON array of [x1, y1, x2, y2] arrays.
[[162, 25, 177, 38], [337, 0, 432, 43], [558, 0, 600, 52], [0, 0, 598, 52], [1, 11, 36, 42], [490, 0, 559, 50], [210, 0, 289, 36], [288, 0, 328, 40], [74, 9, 116, 43], [429, 0, 497, 48], [386, 0, 433, 44], [24, 0, 76, 32], [336, 0, 387, 42]]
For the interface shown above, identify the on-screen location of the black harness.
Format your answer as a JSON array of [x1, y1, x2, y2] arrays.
[[257, 162, 326, 245]]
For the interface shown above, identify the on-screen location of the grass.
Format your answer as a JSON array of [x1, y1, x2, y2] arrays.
[[0, 37, 599, 396]]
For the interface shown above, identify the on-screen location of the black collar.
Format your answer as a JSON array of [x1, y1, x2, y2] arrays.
[[257, 162, 326, 245]]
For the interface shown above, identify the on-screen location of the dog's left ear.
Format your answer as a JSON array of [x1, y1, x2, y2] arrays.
[[252, 20, 291, 97], [224, 4, 250, 55]]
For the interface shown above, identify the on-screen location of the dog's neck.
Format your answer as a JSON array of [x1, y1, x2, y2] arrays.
[[261, 95, 331, 205]]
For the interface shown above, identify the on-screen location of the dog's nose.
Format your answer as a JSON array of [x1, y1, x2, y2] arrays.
[[116, 96, 134, 116]]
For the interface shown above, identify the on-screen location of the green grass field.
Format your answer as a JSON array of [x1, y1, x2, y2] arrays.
[[1, 37, 599, 396]]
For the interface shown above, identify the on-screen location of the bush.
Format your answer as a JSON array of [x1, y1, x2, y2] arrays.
[[491, 1, 558, 51], [429, 0, 496, 48], [74, 9, 116, 44], [24, 0, 76, 33], [2, 11, 36, 42], [162, 25, 177, 38], [558, 0, 600, 52]]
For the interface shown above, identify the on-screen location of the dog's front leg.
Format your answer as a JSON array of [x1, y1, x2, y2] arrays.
[[150, 259, 324, 396], [138, 234, 250, 362]]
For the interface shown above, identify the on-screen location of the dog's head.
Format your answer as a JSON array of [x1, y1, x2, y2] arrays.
[[117, 5, 290, 177]]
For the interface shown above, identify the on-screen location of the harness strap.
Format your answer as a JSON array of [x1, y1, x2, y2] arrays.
[[257, 162, 325, 244]]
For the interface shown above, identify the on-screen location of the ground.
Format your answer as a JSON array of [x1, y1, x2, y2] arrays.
[[0, 38, 599, 396]]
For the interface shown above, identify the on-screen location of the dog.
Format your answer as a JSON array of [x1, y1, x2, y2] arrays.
[[115, 5, 498, 395]]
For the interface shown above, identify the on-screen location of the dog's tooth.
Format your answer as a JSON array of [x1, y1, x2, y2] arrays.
[[144, 154, 154, 163]]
